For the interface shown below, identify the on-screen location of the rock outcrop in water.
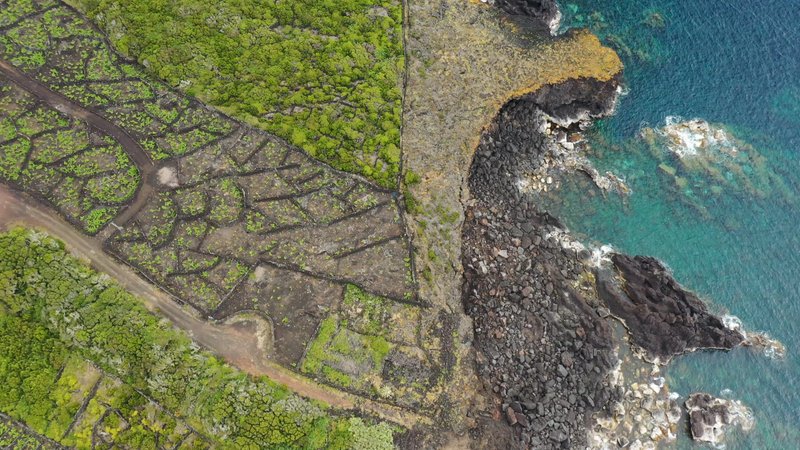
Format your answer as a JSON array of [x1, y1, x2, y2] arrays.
[[685, 393, 754, 445], [637, 117, 796, 216], [596, 254, 745, 361]]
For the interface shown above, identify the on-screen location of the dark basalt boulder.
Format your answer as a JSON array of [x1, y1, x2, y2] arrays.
[[468, 75, 621, 208], [685, 392, 753, 445], [596, 254, 744, 360], [521, 75, 621, 126]]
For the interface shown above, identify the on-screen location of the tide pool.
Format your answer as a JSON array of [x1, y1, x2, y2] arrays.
[[546, 1, 800, 447]]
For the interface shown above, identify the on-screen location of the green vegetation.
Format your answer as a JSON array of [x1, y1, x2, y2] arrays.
[[302, 316, 339, 374], [0, 1, 234, 162], [0, 227, 396, 449], [1, 1, 413, 327], [302, 285, 415, 395], [74, 0, 405, 187], [303, 315, 392, 392], [0, 414, 61, 450], [343, 283, 393, 335], [208, 178, 244, 226], [343, 284, 420, 343], [0, 81, 139, 233]]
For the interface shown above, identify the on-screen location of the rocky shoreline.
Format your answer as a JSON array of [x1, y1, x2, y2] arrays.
[[460, 62, 778, 448], [685, 393, 755, 445], [596, 254, 745, 362], [463, 76, 625, 449]]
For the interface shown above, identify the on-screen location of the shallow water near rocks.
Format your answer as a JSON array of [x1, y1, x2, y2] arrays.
[[537, 1, 800, 448]]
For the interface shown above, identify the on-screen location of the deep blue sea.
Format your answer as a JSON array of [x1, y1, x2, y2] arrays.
[[549, 1, 800, 448]]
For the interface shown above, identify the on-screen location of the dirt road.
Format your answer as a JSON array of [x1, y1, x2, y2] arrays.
[[0, 185, 428, 428], [0, 58, 154, 226]]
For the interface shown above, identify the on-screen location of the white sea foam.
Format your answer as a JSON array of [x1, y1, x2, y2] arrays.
[[654, 116, 738, 159], [544, 228, 587, 254], [590, 244, 615, 269], [722, 314, 744, 332], [722, 314, 786, 359], [548, 8, 562, 35], [541, 228, 619, 273]]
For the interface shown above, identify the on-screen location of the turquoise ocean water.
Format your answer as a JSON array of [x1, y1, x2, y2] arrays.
[[548, 1, 800, 448]]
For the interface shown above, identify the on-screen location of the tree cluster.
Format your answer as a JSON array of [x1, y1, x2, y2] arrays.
[[0, 227, 396, 448]]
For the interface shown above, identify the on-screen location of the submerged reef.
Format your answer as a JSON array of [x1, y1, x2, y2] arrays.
[[559, 3, 669, 65], [563, 116, 797, 221], [641, 117, 795, 210]]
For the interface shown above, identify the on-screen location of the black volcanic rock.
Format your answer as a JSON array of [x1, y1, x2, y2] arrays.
[[462, 200, 620, 450], [463, 76, 623, 449], [469, 75, 621, 208], [494, 0, 560, 32], [522, 75, 620, 126], [596, 254, 744, 360], [685, 393, 754, 445]]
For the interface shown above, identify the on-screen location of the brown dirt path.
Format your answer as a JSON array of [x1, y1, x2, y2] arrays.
[[0, 184, 428, 428], [0, 58, 153, 226]]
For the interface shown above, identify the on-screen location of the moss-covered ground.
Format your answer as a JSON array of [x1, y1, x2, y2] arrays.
[[299, 285, 442, 411]]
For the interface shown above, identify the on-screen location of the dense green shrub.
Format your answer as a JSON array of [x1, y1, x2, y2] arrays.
[[75, 0, 405, 187], [0, 227, 396, 449]]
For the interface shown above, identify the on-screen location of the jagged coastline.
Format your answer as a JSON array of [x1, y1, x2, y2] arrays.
[[460, 3, 782, 449], [463, 75, 632, 449]]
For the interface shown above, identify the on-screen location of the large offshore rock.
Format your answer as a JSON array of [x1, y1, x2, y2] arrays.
[[596, 254, 744, 360], [685, 393, 754, 445]]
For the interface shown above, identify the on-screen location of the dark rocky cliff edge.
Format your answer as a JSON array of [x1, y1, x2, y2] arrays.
[[452, 1, 753, 448], [494, 0, 561, 33], [462, 73, 747, 448]]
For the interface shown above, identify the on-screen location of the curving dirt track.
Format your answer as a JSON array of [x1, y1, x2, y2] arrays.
[[0, 52, 429, 428], [0, 184, 428, 428], [0, 58, 153, 226]]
